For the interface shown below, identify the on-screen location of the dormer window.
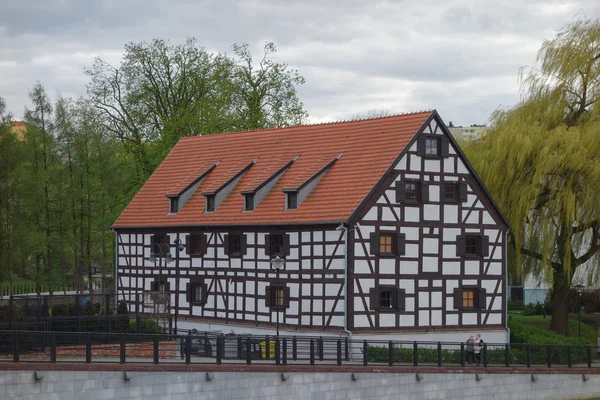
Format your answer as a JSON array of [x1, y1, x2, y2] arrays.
[[206, 195, 215, 212], [169, 197, 179, 214], [286, 192, 298, 209], [244, 194, 255, 211]]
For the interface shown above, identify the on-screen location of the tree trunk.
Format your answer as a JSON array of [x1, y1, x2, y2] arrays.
[[549, 267, 570, 335]]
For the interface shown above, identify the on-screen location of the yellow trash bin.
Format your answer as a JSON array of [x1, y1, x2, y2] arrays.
[[260, 340, 276, 359]]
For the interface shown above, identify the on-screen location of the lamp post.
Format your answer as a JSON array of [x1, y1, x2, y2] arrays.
[[145, 240, 173, 332], [270, 256, 285, 364], [173, 238, 184, 336], [574, 284, 585, 337]]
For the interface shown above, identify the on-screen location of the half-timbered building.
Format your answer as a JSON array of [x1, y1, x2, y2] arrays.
[[112, 110, 509, 343]]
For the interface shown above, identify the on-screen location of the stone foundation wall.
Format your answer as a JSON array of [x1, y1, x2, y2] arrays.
[[0, 365, 598, 399]]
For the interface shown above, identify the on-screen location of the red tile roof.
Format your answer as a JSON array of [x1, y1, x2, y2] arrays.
[[113, 111, 433, 228]]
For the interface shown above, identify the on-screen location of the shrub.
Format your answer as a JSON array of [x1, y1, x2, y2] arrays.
[[508, 299, 524, 308]]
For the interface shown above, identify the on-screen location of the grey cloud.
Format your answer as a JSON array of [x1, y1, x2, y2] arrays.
[[1, 0, 599, 125]]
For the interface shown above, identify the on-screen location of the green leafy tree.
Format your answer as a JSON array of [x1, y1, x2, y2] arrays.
[[462, 18, 600, 335], [85, 39, 308, 181]]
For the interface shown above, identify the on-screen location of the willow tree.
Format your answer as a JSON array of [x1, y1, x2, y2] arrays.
[[462, 18, 600, 335]]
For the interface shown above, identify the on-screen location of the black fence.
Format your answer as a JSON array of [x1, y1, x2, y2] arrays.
[[1, 282, 105, 296], [0, 330, 598, 369]]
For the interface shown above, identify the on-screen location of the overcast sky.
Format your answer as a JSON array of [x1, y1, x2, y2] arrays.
[[1, 0, 599, 126]]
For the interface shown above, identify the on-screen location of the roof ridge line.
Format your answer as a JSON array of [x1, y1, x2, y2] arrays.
[[179, 110, 435, 140]]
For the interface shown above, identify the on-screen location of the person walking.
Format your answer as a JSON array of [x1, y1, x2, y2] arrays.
[[474, 334, 483, 366], [466, 335, 475, 365]]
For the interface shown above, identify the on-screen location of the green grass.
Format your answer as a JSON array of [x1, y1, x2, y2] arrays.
[[509, 312, 598, 345]]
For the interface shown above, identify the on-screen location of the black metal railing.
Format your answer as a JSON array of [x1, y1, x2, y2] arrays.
[[0, 330, 597, 369]]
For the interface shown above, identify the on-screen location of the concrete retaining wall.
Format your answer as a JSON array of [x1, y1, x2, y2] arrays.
[[0, 368, 599, 399]]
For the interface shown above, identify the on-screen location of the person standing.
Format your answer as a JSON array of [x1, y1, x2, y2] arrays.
[[466, 335, 475, 365], [474, 334, 483, 366]]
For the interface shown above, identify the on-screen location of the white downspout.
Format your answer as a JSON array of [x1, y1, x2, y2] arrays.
[[342, 224, 353, 356], [114, 230, 119, 304]]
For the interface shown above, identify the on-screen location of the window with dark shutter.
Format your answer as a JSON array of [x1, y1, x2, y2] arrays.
[[371, 232, 405, 256], [153, 278, 168, 293], [398, 180, 427, 203], [267, 234, 289, 257], [369, 286, 405, 313], [186, 281, 207, 305], [267, 285, 289, 309], [226, 234, 246, 257], [186, 234, 206, 256], [151, 235, 169, 256], [417, 134, 449, 158], [443, 183, 459, 202], [453, 287, 486, 311], [405, 181, 418, 202], [457, 234, 490, 257]]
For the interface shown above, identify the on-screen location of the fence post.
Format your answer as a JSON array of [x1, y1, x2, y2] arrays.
[[265, 336, 270, 360], [310, 339, 315, 365], [588, 345, 592, 368], [120, 333, 126, 364], [283, 338, 288, 365], [319, 337, 324, 361], [237, 337, 243, 360], [185, 334, 191, 365], [460, 343, 465, 367], [526, 344, 531, 368], [413, 341, 418, 367], [363, 340, 368, 366], [388, 341, 393, 366], [483, 343, 488, 368], [292, 336, 297, 361], [568, 345, 572, 368], [13, 331, 19, 362], [216, 337, 222, 365], [246, 337, 252, 365], [86, 332, 92, 363], [136, 315, 141, 334], [504, 344, 509, 367], [338, 339, 342, 366], [275, 337, 280, 366], [437, 342, 442, 367], [153, 335, 159, 364], [345, 337, 349, 361], [50, 331, 56, 363]]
